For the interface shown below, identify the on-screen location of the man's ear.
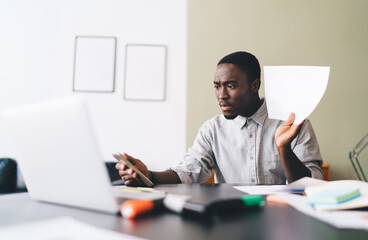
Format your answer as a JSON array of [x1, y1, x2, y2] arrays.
[[251, 78, 260, 93]]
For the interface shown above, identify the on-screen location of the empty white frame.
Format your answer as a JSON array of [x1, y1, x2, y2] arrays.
[[124, 44, 167, 101], [73, 36, 116, 92]]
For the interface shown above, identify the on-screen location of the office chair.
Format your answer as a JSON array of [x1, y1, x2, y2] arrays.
[[0, 158, 17, 193]]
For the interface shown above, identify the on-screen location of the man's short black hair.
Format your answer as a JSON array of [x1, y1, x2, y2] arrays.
[[217, 51, 261, 83]]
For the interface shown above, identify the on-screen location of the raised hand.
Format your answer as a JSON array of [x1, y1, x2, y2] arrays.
[[274, 113, 304, 149]]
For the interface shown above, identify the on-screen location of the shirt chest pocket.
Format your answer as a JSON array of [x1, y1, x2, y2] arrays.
[[262, 154, 285, 184]]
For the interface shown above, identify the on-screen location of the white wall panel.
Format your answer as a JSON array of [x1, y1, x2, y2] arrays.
[[0, 0, 187, 171]]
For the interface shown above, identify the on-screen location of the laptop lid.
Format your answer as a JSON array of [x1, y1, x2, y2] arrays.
[[2, 97, 118, 214]]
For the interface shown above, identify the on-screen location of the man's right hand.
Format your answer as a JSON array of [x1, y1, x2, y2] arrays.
[[115, 153, 151, 186]]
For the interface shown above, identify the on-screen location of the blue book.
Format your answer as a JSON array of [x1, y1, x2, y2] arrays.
[[306, 187, 361, 205]]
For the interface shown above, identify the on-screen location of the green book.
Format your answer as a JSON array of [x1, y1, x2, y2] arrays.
[[306, 187, 360, 205]]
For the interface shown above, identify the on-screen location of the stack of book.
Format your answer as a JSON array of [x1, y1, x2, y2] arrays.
[[304, 180, 368, 211]]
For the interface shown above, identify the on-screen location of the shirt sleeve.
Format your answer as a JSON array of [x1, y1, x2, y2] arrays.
[[292, 119, 324, 180], [170, 121, 215, 183]]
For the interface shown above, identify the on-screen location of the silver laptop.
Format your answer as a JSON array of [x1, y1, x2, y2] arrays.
[[1, 97, 163, 214]]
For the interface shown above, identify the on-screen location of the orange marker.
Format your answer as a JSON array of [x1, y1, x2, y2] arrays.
[[120, 200, 155, 219], [266, 194, 289, 206]]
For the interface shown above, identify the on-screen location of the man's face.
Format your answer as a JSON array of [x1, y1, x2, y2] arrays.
[[214, 63, 259, 119]]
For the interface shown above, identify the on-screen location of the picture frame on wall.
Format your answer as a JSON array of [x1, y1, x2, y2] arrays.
[[124, 44, 167, 101], [73, 36, 117, 93]]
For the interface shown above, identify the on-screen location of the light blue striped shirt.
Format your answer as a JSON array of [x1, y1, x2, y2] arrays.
[[172, 99, 323, 184]]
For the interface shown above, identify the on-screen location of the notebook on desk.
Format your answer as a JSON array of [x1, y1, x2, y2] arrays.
[[1, 96, 164, 214]]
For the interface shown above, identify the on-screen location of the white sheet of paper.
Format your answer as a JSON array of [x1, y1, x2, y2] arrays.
[[0, 217, 145, 240], [286, 176, 326, 190], [277, 193, 368, 230], [233, 185, 287, 195], [233, 178, 326, 195], [264, 66, 330, 124]]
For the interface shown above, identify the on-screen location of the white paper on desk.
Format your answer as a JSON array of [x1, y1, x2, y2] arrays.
[[264, 66, 330, 124], [277, 193, 368, 230], [286, 176, 326, 190], [233, 178, 325, 195], [0, 217, 146, 240], [233, 185, 287, 195]]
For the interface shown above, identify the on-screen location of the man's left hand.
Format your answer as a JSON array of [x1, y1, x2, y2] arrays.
[[274, 113, 304, 149]]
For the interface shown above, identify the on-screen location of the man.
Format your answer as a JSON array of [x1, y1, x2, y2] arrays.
[[116, 51, 323, 186]]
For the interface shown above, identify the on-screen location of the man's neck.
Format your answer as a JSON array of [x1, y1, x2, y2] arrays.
[[243, 97, 263, 118]]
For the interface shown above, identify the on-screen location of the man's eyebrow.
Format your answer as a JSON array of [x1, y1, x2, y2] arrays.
[[224, 80, 237, 84], [213, 80, 238, 84]]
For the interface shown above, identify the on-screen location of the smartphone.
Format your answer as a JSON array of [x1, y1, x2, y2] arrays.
[[112, 152, 154, 187]]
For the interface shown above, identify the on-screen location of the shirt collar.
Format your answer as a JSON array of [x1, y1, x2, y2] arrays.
[[249, 98, 268, 127], [232, 115, 248, 129]]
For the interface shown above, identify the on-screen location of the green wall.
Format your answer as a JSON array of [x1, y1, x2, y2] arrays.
[[187, 0, 368, 180]]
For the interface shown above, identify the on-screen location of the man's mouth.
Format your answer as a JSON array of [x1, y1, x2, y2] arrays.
[[219, 102, 232, 111]]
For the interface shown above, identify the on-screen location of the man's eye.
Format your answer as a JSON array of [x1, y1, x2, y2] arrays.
[[214, 85, 219, 89], [227, 85, 234, 89]]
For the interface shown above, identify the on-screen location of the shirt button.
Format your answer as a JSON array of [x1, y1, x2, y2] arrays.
[[249, 134, 253, 138], [250, 156, 253, 160], [251, 179, 255, 183]]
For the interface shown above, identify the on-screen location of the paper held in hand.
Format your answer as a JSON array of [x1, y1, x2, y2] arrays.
[[264, 66, 330, 124]]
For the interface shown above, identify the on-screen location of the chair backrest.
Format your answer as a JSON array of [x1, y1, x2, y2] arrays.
[[0, 158, 17, 193], [321, 163, 330, 181]]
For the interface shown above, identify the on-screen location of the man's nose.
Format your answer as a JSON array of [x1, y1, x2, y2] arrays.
[[218, 87, 229, 100]]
